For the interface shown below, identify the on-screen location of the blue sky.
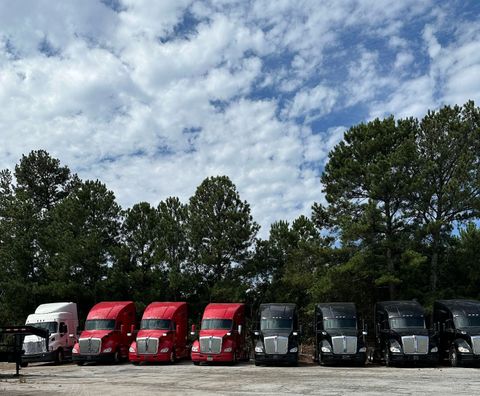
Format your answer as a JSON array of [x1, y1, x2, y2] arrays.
[[0, 0, 479, 236]]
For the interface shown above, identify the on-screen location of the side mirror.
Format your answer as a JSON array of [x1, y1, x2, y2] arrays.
[[238, 325, 242, 335]]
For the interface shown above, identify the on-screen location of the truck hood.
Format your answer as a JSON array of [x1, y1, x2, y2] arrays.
[[199, 329, 229, 337], [391, 328, 429, 337], [324, 329, 358, 337], [457, 327, 480, 337], [23, 334, 49, 343], [79, 330, 114, 339], [136, 330, 170, 339], [260, 329, 293, 338]]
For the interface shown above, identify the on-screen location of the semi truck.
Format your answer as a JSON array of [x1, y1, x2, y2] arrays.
[[372, 300, 438, 366], [253, 303, 300, 366], [72, 301, 136, 364], [191, 303, 248, 365], [129, 302, 188, 364], [434, 299, 480, 366], [21, 302, 78, 366], [315, 302, 367, 366]]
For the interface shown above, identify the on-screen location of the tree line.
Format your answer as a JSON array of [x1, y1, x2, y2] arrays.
[[1, 101, 479, 335]]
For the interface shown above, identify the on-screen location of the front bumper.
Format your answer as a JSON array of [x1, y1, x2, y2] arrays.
[[255, 352, 298, 364], [390, 352, 438, 364], [320, 352, 366, 365], [72, 352, 116, 363], [21, 351, 56, 364], [129, 352, 171, 363], [191, 351, 234, 363], [457, 352, 480, 365]]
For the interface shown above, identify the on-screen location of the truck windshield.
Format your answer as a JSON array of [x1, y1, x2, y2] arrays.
[[30, 322, 58, 333], [201, 319, 232, 330], [454, 316, 480, 328], [85, 319, 116, 330], [261, 318, 292, 330], [141, 319, 171, 330], [324, 318, 357, 330], [389, 317, 425, 329]]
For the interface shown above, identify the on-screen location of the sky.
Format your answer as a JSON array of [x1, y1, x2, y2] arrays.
[[0, 0, 479, 237]]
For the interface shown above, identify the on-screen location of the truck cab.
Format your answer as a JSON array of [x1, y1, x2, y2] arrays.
[[191, 303, 247, 365], [253, 303, 300, 366], [434, 299, 480, 366], [72, 301, 136, 364], [21, 302, 78, 366], [315, 302, 367, 366], [129, 302, 188, 364], [372, 300, 438, 366]]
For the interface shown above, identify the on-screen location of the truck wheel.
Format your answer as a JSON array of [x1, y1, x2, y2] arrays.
[[113, 350, 120, 364], [20, 362, 29, 368], [384, 349, 391, 367], [193, 361, 200, 366], [449, 346, 459, 367], [254, 360, 260, 366], [169, 351, 176, 364], [76, 362, 84, 366], [318, 353, 326, 366], [56, 349, 64, 365]]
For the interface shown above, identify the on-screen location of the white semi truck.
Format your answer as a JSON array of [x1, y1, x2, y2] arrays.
[[21, 302, 78, 366]]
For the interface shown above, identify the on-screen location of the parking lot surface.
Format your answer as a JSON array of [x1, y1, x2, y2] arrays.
[[2, 361, 480, 395]]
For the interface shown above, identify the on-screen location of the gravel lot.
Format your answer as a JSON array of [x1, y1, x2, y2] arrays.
[[2, 360, 480, 395]]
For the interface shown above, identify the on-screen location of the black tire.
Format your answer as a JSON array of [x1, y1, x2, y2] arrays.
[[193, 361, 200, 366], [132, 361, 140, 366], [449, 346, 459, 367], [113, 350, 120, 364], [20, 362, 29, 368], [254, 360, 260, 366], [76, 362, 84, 366], [169, 350, 176, 364], [384, 348, 391, 367], [318, 353, 326, 366], [56, 349, 64, 365]]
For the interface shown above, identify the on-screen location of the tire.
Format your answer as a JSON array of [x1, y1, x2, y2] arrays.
[[20, 362, 28, 368], [193, 361, 200, 366], [56, 349, 64, 365], [169, 350, 176, 364], [254, 360, 260, 366], [113, 350, 120, 364], [231, 351, 237, 365], [76, 362, 84, 366], [318, 353, 326, 366], [449, 346, 459, 367], [384, 348, 391, 367]]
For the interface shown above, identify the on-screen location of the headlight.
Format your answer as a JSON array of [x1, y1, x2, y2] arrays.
[[191, 345, 199, 352], [160, 348, 169, 353], [72, 348, 78, 354], [255, 346, 263, 353], [389, 340, 401, 353], [102, 347, 112, 353], [430, 347, 438, 353], [458, 346, 470, 353], [321, 346, 331, 353], [359, 347, 367, 353], [289, 347, 298, 353], [129, 346, 135, 353], [224, 347, 232, 352]]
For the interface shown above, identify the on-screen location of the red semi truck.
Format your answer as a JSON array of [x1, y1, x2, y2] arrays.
[[191, 303, 248, 365], [129, 302, 188, 364], [72, 301, 136, 364]]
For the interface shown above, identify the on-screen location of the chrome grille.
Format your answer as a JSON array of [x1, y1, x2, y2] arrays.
[[264, 336, 289, 355], [79, 338, 101, 355], [401, 335, 428, 354], [331, 336, 357, 355], [471, 336, 480, 355], [23, 340, 47, 355], [199, 336, 222, 354], [137, 337, 159, 354]]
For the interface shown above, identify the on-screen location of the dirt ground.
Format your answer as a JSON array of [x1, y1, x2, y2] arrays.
[[1, 360, 480, 395]]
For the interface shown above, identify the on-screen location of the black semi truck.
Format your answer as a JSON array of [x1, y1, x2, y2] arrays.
[[434, 299, 480, 366], [314, 302, 367, 366], [253, 303, 300, 366], [372, 300, 438, 366]]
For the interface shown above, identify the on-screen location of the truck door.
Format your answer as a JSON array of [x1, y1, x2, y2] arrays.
[[59, 322, 68, 347]]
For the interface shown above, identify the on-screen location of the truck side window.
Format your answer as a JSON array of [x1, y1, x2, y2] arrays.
[[445, 319, 453, 330], [59, 322, 67, 334]]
